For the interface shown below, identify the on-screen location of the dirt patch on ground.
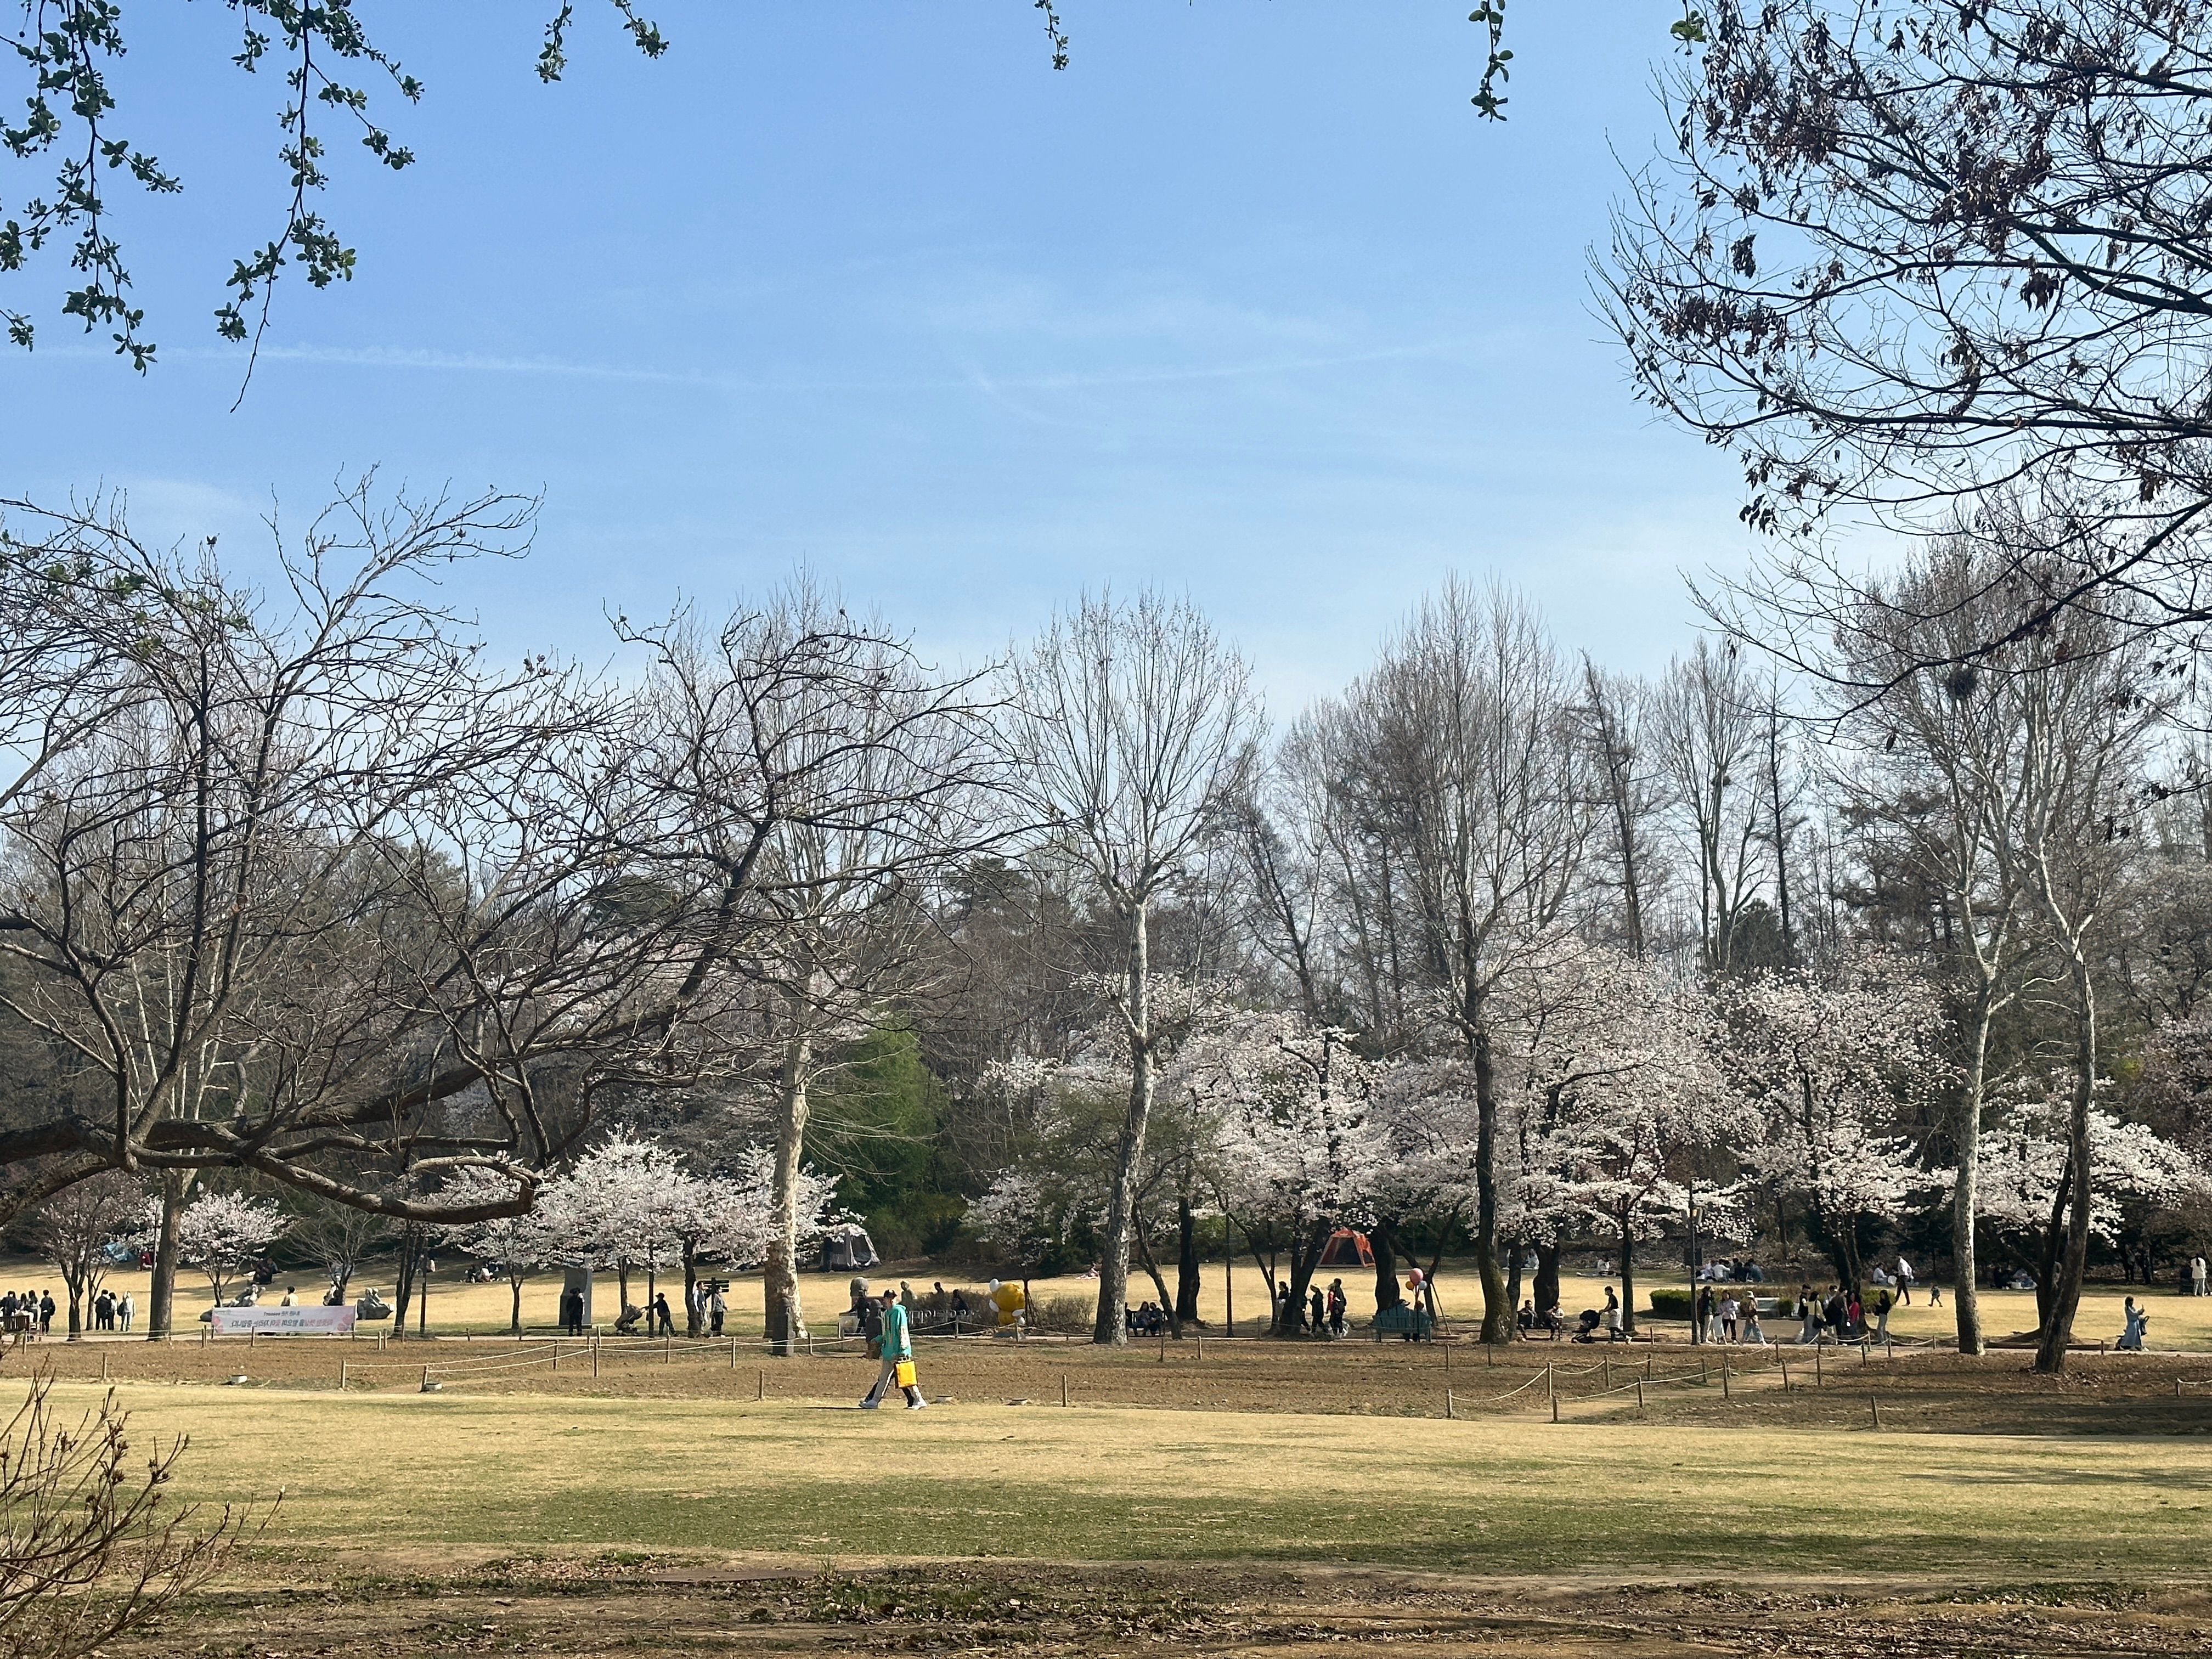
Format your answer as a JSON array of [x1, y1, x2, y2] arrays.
[[115, 1558, 2212, 1658]]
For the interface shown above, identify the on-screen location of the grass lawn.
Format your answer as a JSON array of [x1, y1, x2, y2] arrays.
[[64, 1378, 2212, 1579]]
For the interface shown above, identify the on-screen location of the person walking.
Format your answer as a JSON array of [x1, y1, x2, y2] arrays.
[[1326, 1278, 1347, 1338], [2192, 1254, 2208, 1298], [860, 1286, 926, 1410], [1719, 1293, 1740, 1344], [1309, 1285, 1326, 1335], [1601, 1285, 1623, 1342], [2118, 1296, 2149, 1350], [37, 1291, 53, 1336], [651, 1293, 674, 1337], [1873, 1284, 1894, 1342], [1896, 1255, 1915, 1305], [708, 1286, 726, 1337], [117, 1292, 133, 1332]]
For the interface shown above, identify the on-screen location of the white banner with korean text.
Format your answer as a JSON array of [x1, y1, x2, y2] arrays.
[[208, 1305, 357, 1336]]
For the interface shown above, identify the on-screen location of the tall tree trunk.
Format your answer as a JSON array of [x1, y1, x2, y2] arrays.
[[1371, 1216, 1404, 1312], [393, 1228, 419, 1339], [683, 1242, 701, 1338], [146, 1171, 184, 1340], [1954, 990, 1994, 1355], [1617, 1211, 1638, 1335], [1533, 1240, 1561, 1324], [1093, 897, 1150, 1347], [2035, 963, 2097, 1374], [509, 1273, 524, 1336], [1470, 1007, 1509, 1344], [2034, 1165, 2069, 1329], [1282, 1219, 1330, 1338], [1173, 1196, 1202, 1325], [764, 1006, 815, 1358], [1504, 1244, 1523, 1336]]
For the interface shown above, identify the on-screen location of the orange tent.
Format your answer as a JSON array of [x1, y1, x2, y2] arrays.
[[1316, 1228, 1374, 1268]]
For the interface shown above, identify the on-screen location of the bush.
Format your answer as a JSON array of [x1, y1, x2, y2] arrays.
[[1028, 1294, 1094, 1335]]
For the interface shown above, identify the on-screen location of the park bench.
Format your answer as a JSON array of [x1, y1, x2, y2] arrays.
[[1371, 1304, 1433, 1340]]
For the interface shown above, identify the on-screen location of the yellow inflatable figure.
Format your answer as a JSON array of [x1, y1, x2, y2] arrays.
[[986, 1278, 1026, 1330]]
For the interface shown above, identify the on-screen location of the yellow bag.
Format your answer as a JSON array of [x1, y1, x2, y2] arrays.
[[894, 1360, 917, 1388]]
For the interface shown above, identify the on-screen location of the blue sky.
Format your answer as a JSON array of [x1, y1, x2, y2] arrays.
[[5, 3, 1762, 712]]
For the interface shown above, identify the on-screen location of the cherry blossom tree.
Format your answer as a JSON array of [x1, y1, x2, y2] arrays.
[[153, 1191, 288, 1308], [466, 1132, 836, 1335], [1184, 1012, 1386, 1335], [1973, 1091, 2208, 1318], [29, 1171, 144, 1339], [1366, 1059, 1480, 1321], [1716, 956, 1953, 1289], [1532, 949, 1733, 1336], [972, 980, 1232, 1334]]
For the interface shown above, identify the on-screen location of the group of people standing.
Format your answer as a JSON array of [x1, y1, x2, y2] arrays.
[[89, 1287, 133, 1331], [1, 1289, 55, 1335], [1273, 1278, 1350, 1337]]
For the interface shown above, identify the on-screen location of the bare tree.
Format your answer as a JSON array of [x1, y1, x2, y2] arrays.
[[1003, 591, 1261, 1346], [0, 1375, 253, 1659], [1603, 0, 2212, 658], [1987, 616, 2168, 1371], [1654, 640, 1767, 974], [0, 486, 778, 1334], [1350, 580, 1593, 1343], [1824, 543, 2045, 1355], [1575, 658, 1666, 961], [623, 584, 1003, 1353]]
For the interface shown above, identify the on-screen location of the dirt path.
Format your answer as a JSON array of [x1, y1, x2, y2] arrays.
[[115, 1558, 2212, 1658]]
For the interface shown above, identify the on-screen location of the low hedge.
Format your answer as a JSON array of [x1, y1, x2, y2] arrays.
[[1648, 1288, 1786, 1319]]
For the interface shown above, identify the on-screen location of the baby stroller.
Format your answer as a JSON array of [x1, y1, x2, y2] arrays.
[[1570, 1308, 1602, 1343]]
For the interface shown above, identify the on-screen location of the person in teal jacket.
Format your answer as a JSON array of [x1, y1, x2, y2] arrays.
[[860, 1287, 927, 1410]]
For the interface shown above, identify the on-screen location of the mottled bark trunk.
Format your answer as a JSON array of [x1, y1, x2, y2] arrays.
[[1093, 898, 1150, 1347], [1617, 1211, 1638, 1335], [146, 1171, 184, 1340], [1954, 991, 1993, 1355], [1471, 1011, 1508, 1343], [2035, 962, 2097, 1375], [764, 1012, 815, 1357]]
